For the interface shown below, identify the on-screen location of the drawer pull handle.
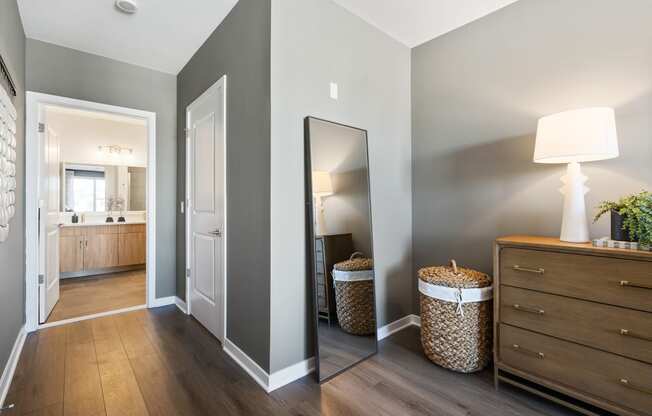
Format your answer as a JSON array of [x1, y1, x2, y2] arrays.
[[512, 344, 545, 359], [512, 265, 545, 275], [513, 304, 545, 315], [619, 280, 652, 290], [619, 379, 652, 395], [620, 329, 652, 342]]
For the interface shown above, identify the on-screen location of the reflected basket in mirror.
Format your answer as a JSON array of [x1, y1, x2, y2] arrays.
[[333, 252, 376, 335]]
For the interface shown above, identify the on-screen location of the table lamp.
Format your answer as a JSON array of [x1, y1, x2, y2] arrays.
[[534, 107, 619, 243], [312, 171, 333, 236]]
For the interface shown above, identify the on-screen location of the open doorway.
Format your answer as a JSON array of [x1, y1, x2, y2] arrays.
[[25, 93, 157, 330]]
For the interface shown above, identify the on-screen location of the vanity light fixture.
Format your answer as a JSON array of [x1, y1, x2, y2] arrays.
[[97, 145, 134, 156]]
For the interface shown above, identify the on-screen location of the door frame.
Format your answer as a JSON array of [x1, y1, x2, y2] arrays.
[[25, 92, 157, 332], [185, 75, 227, 341]]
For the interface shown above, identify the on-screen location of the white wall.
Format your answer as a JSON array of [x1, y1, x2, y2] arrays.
[[270, 0, 412, 372], [47, 108, 148, 167]]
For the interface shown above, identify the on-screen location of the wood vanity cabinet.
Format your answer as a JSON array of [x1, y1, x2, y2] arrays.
[[118, 224, 146, 266], [84, 226, 119, 269], [60, 224, 146, 275], [60, 227, 84, 273]]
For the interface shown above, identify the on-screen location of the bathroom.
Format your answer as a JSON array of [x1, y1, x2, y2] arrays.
[[44, 104, 148, 323]]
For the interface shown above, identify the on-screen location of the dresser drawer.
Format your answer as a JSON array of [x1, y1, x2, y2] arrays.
[[499, 324, 652, 416], [501, 248, 652, 312], [501, 286, 652, 364]]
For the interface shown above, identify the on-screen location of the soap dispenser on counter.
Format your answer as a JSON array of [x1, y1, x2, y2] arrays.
[[71, 212, 79, 224]]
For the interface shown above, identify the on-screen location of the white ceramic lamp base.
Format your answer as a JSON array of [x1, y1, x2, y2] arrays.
[[314, 196, 327, 236], [559, 162, 590, 243]]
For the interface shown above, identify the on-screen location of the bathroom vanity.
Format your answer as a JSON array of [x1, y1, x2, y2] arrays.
[[60, 222, 146, 277]]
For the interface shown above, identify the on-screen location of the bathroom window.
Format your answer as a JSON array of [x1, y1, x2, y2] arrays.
[[66, 169, 106, 212]]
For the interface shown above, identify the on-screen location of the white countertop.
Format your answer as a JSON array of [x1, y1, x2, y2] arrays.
[[62, 221, 146, 228]]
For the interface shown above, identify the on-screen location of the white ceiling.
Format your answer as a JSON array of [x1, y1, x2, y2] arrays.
[[17, 0, 519, 75], [17, 0, 238, 74], [331, 0, 520, 47]]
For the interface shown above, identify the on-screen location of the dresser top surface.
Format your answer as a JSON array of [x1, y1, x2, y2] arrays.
[[496, 235, 652, 261]]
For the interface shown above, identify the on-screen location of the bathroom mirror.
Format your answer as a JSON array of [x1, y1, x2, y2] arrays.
[[62, 162, 146, 213], [304, 117, 377, 383]]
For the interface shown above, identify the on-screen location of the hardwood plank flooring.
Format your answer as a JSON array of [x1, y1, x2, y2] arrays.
[[5, 306, 578, 416], [46, 270, 146, 323]]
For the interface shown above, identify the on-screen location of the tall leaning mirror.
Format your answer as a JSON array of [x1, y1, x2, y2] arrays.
[[304, 117, 377, 383]]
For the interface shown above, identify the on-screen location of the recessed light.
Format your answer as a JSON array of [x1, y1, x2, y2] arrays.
[[115, 0, 138, 14]]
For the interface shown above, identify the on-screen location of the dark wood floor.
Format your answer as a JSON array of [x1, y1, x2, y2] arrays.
[[318, 321, 375, 380], [5, 306, 577, 416], [47, 270, 146, 323]]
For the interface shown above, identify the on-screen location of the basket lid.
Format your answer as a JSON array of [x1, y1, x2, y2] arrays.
[[334, 252, 373, 271], [418, 260, 491, 289]]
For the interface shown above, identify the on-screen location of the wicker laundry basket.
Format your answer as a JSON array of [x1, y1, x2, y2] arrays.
[[418, 260, 493, 373], [333, 252, 376, 335]]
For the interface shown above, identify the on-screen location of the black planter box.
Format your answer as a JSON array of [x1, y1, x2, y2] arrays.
[[611, 210, 633, 242]]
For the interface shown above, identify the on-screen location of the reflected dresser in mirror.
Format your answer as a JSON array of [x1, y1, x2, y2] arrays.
[[314, 233, 353, 324]]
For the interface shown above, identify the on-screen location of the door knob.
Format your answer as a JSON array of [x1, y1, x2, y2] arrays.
[[208, 229, 222, 237]]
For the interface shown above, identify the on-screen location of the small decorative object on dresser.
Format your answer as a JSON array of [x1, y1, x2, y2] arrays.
[[494, 236, 652, 416], [594, 191, 652, 247]]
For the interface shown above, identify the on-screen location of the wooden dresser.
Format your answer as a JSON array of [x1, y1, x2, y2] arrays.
[[494, 236, 652, 416], [315, 233, 353, 324]]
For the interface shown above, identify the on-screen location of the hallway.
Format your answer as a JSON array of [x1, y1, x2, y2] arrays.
[[4, 307, 572, 416]]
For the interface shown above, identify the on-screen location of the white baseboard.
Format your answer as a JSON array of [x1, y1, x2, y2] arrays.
[[0, 326, 26, 407], [268, 357, 315, 392], [377, 314, 420, 340], [223, 338, 270, 391], [223, 338, 315, 393], [222, 315, 420, 394], [175, 297, 188, 314], [150, 296, 176, 308]]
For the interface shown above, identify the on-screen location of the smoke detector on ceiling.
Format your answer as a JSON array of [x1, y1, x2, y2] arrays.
[[115, 0, 138, 14]]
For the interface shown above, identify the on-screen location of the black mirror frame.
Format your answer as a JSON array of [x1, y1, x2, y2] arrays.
[[304, 116, 378, 384]]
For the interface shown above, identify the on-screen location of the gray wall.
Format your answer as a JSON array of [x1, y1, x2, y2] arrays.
[[177, 0, 271, 371], [412, 0, 652, 309], [324, 169, 373, 256], [26, 39, 177, 298], [270, 0, 412, 372], [0, 0, 25, 373]]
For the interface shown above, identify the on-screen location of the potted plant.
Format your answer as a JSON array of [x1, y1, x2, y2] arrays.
[[594, 191, 652, 246]]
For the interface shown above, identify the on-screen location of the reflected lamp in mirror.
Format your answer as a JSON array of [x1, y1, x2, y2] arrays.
[[312, 171, 333, 236], [534, 107, 619, 243]]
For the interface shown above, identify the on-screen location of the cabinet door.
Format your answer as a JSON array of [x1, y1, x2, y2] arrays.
[[118, 232, 146, 266], [60, 235, 84, 273], [84, 230, 119, 270]]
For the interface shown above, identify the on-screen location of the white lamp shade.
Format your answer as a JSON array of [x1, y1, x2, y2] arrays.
[[534, 107, 619, 164], [312, 171, 333, 196]]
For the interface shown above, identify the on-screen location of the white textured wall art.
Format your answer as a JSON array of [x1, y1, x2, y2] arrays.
[[0, 84, 17, 243]]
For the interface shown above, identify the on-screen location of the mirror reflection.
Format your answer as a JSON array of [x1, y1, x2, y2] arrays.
[[305, 117, 377, 382], [62, 163, 146, 213]]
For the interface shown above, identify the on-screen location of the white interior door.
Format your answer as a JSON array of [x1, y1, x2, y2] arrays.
[[187, 76, 226, 341], [39, 123, 61, 323]]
